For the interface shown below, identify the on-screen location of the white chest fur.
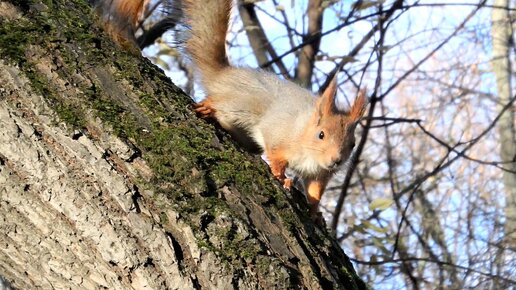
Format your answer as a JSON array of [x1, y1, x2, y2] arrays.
[[288, 151, 325, 177]]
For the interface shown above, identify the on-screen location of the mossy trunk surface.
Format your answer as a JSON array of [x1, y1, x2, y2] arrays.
[[0, 1, 366, 289]]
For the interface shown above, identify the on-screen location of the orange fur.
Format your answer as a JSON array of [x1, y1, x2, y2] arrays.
[[293, 84, 367, 215], [95, 0, 147, 47], [305, 175, 331, 215], [320, 75, 338, 114], [350, 89, 368, 122], [265, 147, 292, 189], [115, 1, 145, 25], [193, 96, 217, 118], [183, 0, 231, 79]]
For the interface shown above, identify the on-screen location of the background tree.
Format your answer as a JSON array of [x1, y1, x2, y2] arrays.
[[492, 0, 516, 246]]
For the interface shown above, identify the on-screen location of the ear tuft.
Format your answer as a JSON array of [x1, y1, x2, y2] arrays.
[[350, 89, 368, 122], [319, 75, 338, 114]]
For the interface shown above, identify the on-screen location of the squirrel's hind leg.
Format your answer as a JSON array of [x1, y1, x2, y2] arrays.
[[193, 96, 216, 118]]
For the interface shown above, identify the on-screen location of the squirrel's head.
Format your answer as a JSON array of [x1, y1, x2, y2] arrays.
[[299, 78, 367, 174]]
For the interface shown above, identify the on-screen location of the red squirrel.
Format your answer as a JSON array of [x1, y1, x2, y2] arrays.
[[93, 0, 368, 216]]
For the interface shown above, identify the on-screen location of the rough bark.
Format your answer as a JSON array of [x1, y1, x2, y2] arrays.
[[0, 1, 366, 289]]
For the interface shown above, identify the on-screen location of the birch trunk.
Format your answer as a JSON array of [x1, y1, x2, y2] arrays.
[[492, 0, 516, 243]]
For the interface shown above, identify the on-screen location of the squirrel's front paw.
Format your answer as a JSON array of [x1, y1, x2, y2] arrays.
[[283, 178, 292, 190], [193, 98, 216, 118]]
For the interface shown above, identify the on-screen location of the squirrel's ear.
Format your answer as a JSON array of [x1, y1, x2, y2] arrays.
[[319, 75, 338, 114], [350, 89, 368, 122]]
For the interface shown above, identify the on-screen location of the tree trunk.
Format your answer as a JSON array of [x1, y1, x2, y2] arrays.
[[0, 1, 366, 289], [492, 0, 516, 244]]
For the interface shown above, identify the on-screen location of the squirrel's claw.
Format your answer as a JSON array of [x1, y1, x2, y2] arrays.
[[273, 175, 291, 190], [271, 172, 285, 183], [283, 178, 292, 190], [193, 100, 216, 118], [271, 170, 292, 190]]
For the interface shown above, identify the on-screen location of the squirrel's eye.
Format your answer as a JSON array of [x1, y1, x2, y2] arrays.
[[318, 131, 325, 140]]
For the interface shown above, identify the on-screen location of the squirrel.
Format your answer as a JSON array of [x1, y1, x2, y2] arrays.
[[92, 0, 368, 216]]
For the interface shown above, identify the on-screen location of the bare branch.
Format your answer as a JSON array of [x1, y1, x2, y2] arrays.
[[351, 257, 516, 285], [237, 0, 290, 78]]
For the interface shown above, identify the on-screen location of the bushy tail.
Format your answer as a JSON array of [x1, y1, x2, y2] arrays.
[[91, 0, 146, 47], [93, 0, 231, 75], [92, 0, 182, 49], [184, 0, 231, 79]]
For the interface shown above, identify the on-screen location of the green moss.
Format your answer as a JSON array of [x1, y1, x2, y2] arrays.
[[20, 61, 88, 129], [159, 212, 169, 224], [0, 20, 42, 64]]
